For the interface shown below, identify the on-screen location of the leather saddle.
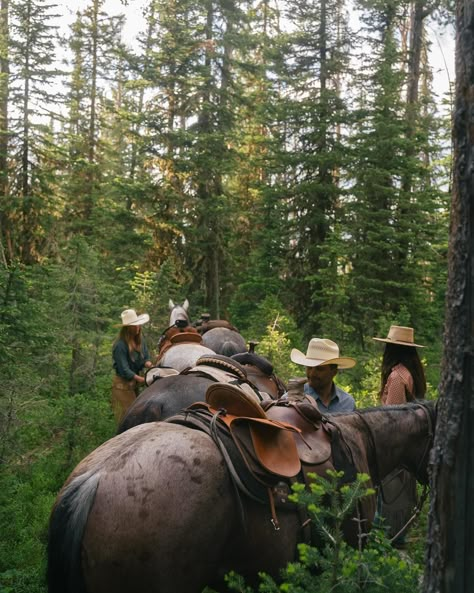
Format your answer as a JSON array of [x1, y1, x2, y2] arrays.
[[204, 382, 332, 481], [157, 326, 203, 362], [183, 355, 273, 402], [264, 399, 332, 465]]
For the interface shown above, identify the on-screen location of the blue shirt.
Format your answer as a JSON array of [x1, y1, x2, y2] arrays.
[[304, 382, 355, 414]]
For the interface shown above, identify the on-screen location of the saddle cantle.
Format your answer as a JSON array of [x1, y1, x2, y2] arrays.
[[195, 354, 248, 381], [169, 332, 202, 345]]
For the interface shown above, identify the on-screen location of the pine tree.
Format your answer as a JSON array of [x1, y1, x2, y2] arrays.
[[60, 1, 124, 236], [343, 0, 448, 347], [272, 0, 352, 334], [0, 0, 10, 265], [6, 0, 62, 263]]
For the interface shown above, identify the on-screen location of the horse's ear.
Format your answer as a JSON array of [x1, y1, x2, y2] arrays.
[[183, 299, 189, 311], [169, 299, 175, 310]]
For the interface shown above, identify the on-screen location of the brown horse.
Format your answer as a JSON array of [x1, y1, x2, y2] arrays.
[[47, 401, 435, 593]]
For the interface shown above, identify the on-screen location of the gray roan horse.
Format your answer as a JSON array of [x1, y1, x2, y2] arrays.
[[47, 401, 435, 593], [118, 353, 286, 433]]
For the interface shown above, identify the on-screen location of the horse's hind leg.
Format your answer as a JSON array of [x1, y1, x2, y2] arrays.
[[81, 427, 236, 593]]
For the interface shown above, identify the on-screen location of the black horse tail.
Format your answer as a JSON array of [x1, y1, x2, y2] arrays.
[[47, 470, 100, 593]]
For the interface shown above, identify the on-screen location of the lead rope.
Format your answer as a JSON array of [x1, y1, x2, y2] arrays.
[[388, 482, 429, 545]]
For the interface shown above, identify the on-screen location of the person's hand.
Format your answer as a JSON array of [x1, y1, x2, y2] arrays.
[[145, 361, 153, 368], [135, 375, 145, 384]]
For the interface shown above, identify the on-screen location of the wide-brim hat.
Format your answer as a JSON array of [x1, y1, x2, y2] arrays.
[[118, 309, 150, 327], [373, 325, 425, 348], [290, 338, 356, 369]]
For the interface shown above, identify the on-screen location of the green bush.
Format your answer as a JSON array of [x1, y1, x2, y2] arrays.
[[213, 472, 422, 593]]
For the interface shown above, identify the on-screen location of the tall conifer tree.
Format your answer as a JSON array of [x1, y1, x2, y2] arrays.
[[7, 0, 61, 263]]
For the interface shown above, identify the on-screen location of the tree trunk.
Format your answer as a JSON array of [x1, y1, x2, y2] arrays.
[[20, 0, 33, 263], [424, 2, 474, 591], [0, 0, 10, 265]]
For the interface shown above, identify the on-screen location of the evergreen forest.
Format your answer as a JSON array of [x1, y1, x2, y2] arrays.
[[0, 0, 455, 591]]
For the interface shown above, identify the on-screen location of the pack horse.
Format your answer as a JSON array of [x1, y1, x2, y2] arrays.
[[47, 401, 435, 593]]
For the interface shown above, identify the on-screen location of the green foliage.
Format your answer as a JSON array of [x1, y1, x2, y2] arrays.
[[0, 388, 115, 593], [0, 0, 452, 590], [213, 473, 422, 593]]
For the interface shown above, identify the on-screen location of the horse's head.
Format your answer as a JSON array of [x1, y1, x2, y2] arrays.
[[401, 400, 436, 485], [169, 298, 190, 326]]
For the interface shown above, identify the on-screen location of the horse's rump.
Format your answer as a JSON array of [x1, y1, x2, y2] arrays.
[[201, 327, 247, 356]]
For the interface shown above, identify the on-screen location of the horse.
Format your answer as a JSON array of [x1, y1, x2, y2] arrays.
[[168, 298, 247, 356], [47, 401, 435, 593], [156, 299, 215, 371], [168, 298, 191, 325], [118, 353, 286, 433], [201, 326, 247, 356], [157, 343, 215, 372]]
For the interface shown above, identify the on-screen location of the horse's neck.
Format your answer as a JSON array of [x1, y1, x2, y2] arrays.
[[340, 406, 426, 484]]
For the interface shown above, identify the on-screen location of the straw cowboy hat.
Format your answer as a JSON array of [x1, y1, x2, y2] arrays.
[[373, 325, 425, 348], [290, 338, 356, 369], [119, 309, 150, 327]]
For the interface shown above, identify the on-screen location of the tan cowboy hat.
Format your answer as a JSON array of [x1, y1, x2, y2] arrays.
[[373, 325, 425, 348], [119, 308, 150, 326], [290, 338, 356, 369]]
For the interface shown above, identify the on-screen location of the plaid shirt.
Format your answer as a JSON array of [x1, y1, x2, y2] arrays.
[[381, 363, 414, 405]]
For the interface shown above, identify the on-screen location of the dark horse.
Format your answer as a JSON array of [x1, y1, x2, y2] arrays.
[[118, 353, 286, 433], [201, 326, 247, 356], [47, 401, 435, 593]]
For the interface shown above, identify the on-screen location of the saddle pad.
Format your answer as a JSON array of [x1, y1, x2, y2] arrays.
[[206, 383, 266, 418]]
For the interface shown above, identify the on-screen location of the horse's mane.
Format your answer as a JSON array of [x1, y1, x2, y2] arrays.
[[327, 399, 436, 436], [348, 399, 435, 415]]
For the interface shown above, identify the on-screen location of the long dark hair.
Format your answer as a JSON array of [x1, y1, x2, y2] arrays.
[[379, 343, 426, 400]]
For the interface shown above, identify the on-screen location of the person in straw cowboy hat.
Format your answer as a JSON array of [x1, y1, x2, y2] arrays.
[[290, 338, 357, 413], [111, 309, 153, 423], [373, 325, 426, 405], [373, 324, 427, 547]]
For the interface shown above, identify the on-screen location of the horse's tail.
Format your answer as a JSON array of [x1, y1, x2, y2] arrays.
[[47, 470, 100, 593]]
